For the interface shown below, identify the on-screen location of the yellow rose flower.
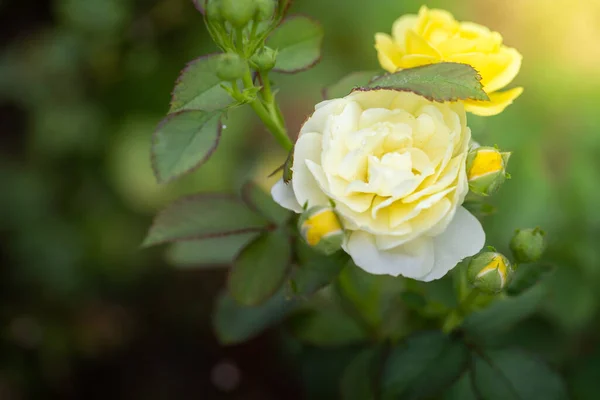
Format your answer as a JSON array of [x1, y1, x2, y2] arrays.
[[271, 90, 485, 281], [375, 6, 523, 116]]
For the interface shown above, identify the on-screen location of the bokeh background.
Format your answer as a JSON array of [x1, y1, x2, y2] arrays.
[[1, 0, 600, 398]]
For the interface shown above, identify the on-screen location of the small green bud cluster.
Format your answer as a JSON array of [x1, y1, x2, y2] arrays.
[[216, 53, 247, 81], [207, 0, 276, 28], [250, 46, 277, 71]]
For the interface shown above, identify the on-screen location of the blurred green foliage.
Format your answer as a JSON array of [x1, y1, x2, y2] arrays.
[[1, 0, 600, 398]]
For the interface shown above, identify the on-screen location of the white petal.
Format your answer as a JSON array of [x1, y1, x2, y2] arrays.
[[271, 179, 302, 213], [292, 132, 330, 208], [344, 231, 434, 278], [300, 99, 347, 135], [421, 207, 486, 282]]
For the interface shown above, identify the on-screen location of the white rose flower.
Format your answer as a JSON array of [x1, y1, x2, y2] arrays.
[[272, 90, 485, 281]]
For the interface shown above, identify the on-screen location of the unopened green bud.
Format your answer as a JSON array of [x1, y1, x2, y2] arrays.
[[254, 0, 276, 21], [220, 0, 256, 28], [216, 53, 247, 81], [510, 228, 546, 264], [206, 0, 223, 23], [467, 252, 513, 294], [298, 206, 344, 255], [250, 46, 277, 71], [466, 146, 511, 196]]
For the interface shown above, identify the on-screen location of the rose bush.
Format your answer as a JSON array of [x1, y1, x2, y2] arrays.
[[375, 6, 523, 116], [272, 90, 485, 280]]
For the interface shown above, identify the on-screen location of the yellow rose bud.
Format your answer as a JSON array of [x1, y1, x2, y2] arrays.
[[466, 146, 510, 196], [298, 206, 344, 255], [375, 6, 523, 116], [467, 252, 513, 294]]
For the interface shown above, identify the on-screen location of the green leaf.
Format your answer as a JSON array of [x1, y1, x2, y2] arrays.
[[143, 195, 269, 247], [241, 181, 291, 225], [462, 284, 547, 343], [288, 308, 367, 347], [341, 348, 383, 400], [152, 110, 222, 183], [444, 373, 478, 400], [506, 263, 554, 295], [290, 241, 348, 297], [228, 230, 292, 306], [165, 233, 259, 267], [213, 289, 295, 345], [462, 199, 497, 219], [381, 331, 469, 400], [323, 71, 381, 99], [267, 16, 323, 73], [169, 54, 233, 113], [567, 347, 600, 400], [358, 62, 489, 103], [471, 349, 568, 400], [336, 263, 405, 331]]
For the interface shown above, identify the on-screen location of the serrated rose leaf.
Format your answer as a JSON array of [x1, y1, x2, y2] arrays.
[[288, 308, 367, 347], [165, 233, 259, 267], [462, 284, 547, 343], [228, 230, 292, 306], [381, 332, 469, 400], [142, 195, 269, 247], [323, 71, 381, 99], [152, 110, 222, 183], [341, 348, 384, 400], [170, 54, 233, 113], [471, 349, 568, 400], [358, 62, 489, 103], [241, 182, 291, 225], [213, 289, 295, 345], [267, 16, 323, 73]]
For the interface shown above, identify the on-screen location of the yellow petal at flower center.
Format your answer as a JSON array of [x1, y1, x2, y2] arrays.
[[468, 150, 503, 180]]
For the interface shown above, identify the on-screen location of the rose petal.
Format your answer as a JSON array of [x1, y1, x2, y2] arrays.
[[300, 99, 347, 135], [464, 87, 524, 117], [292, 132, 330, 208], [271, 179, 302, 213], [420, 207, 486, 281], [344, 230, 435, 278]]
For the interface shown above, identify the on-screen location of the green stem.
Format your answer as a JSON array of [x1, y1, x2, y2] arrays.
[[458, 288, 481, 315], [441, 287, 481, 333], [235, 28, 245, 54], [241, 71, 293, 151]]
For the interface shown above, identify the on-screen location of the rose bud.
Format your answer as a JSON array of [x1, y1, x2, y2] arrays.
[[510, 227, 546, 264], [220, 0, 256, 28], [216, 53, 247, 81], [254, 0, 275, 22], [250, 46, 277, 71], [298, 206, 344, 255], [466, 146, 511, 196], [467, 252, 513, 294]]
